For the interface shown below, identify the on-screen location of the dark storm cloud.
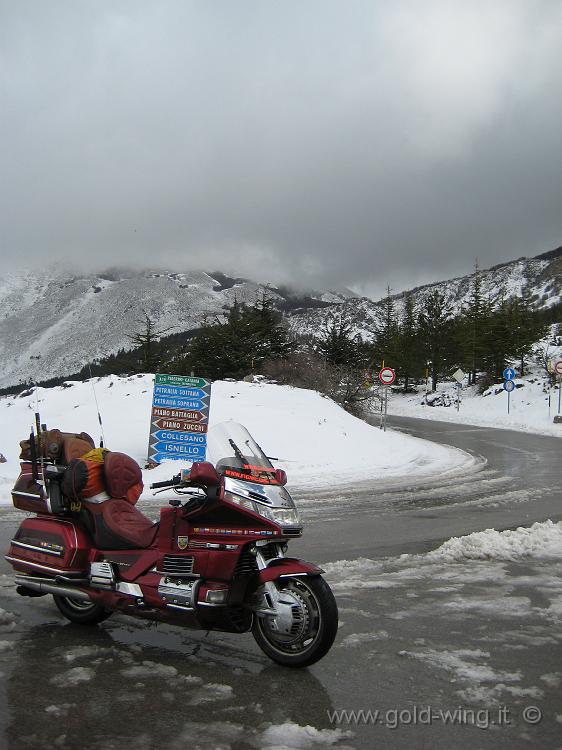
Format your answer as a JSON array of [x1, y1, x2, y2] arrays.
[[1, 0, 561, 298]]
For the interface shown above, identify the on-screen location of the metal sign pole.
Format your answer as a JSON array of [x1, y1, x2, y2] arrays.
[[559, 375, 561, 415], [508, 388, 510, 415], [384, 386, 388, 432]]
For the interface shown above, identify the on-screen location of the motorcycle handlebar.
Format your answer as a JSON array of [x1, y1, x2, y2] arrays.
[[149, 474, 181, 490]]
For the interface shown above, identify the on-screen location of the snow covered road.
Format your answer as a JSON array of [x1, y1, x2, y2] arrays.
[[0, 417, 561, 749]]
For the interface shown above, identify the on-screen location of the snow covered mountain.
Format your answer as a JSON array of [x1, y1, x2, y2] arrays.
[[288, 245, 562, 340], [0, 245, 560, 389]]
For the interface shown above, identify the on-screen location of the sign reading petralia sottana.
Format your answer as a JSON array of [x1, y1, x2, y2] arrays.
[[148, 373, 212, 464]]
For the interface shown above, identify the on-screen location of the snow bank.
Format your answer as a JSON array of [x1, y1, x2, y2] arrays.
[[0, 375, 474, 504], [388, 370, 562, 438], [427, 519, 562, 563]]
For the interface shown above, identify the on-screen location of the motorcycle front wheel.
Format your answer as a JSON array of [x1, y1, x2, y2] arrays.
[[53, 595, 112, 625], [252, 575, 338, 668]]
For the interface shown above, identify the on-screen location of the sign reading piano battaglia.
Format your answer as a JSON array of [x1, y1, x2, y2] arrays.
[[148, 374, 212, 464]]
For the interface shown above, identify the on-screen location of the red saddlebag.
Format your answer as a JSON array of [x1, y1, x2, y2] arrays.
[[11, 462, 50, 514], [6, 517, 91, 576]]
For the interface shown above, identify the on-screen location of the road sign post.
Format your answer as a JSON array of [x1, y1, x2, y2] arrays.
[[378, 367, 396, 432], [503, 378, 515, 414], [148, 373, 212, 465], [452, 369, 465, 412]]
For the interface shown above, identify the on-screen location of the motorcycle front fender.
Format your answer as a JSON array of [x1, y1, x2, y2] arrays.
[[257, 557, 324, 585]]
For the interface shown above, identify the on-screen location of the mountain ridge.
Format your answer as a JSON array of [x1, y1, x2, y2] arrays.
[[0, 245, 560, 389]]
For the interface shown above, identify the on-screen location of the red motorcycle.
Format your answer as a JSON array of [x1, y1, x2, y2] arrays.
[[5, 420, 338, 667]]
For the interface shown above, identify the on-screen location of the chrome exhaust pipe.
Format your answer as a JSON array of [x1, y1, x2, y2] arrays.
[[15, 574, 91, 601]]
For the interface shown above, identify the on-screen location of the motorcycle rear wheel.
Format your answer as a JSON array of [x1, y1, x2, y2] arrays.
[[252, 575, 338, 668], [53, 595, 112, 625]]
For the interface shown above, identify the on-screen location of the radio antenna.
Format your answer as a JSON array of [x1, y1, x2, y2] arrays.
[[33, 381, 45, 485], [88, 365, 106, 448]]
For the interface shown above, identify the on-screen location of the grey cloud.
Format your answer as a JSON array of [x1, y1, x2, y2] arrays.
[[1, 0, 561, 295]]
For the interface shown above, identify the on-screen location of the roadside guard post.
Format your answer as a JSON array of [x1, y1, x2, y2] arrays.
[[503, 367, 516, 415], [148, 373, 212, 464], [378, 367, 396, 432]]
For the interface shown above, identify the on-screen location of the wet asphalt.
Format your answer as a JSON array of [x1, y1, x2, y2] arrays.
[[0, 416, 561, 750]]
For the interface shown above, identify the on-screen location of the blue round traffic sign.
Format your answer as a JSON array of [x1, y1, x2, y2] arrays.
[[503, 367, 516, 381], [503, 380, 515, 392]]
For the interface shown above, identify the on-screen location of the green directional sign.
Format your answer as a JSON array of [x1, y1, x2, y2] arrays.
[[155, 373, 209, 388]]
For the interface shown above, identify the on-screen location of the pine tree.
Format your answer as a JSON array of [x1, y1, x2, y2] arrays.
[[418, 290, 454, 391], [317, 313, 360, 367], [375, 285, 400, 368], [126, 311, 173, 373], [459, 260, 492, 385], [173, 295, 291, 379], [509, 285, 549, 376], [396, 292, 420, 391]]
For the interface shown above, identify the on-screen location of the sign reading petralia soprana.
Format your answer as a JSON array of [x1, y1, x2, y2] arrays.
[[148, 373, 212, 464]]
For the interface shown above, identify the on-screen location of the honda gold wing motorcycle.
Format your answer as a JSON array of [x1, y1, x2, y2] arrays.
[[6, 420, 338, 667]]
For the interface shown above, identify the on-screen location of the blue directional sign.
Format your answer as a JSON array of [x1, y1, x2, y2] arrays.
[[148, 373, 212, 465], [153, 396, 208, 411], [154, 384, 209, 400], [153, 442, 207, 457], [503, 380, 515, 392], [153, 430, 207, 444], [503, 367, 516, 381]]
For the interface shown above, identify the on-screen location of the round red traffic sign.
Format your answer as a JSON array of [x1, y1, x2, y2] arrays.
[[379, 367, 396, 385], [555, 360, 562, 376]]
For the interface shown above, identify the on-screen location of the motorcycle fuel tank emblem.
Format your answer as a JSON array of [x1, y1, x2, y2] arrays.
[[177, 536, 189, 550]]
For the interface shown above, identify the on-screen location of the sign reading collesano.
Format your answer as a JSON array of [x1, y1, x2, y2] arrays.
[[148, 373, 212, 464]]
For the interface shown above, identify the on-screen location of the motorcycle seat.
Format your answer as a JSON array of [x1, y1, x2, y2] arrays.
[[82, 451, 156, 550], [83, 498, 158, 550]]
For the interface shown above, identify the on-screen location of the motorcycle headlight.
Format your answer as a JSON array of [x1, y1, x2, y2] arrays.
[[227, 495, 301, 528], [256, 506, 301, 527]]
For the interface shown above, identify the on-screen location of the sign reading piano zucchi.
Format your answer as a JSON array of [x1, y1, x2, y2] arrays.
[[148, 373, 212, 464]]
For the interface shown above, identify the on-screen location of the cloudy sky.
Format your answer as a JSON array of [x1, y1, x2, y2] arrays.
[[1, 1, 561, 299]]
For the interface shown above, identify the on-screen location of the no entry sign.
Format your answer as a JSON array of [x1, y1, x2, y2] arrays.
[[555, 360, 562, 376], [379, 367, 396, 385]]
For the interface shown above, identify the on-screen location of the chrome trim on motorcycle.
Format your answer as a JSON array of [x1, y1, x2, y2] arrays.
[[10, 540, 63, 557], [90, 561, 116, 589], [116, 582, 143, 597], [5, 556, 84, 576]]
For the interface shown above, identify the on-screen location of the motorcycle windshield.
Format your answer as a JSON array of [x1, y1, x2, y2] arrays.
[[206, 421, 277, 484]]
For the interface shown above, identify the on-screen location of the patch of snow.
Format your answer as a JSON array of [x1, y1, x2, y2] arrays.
[[260, 722, 354, 749], [0, 607, 17, 629], [539, 673, 561, 688], [339, 631, 389, 647], [188, 682, 233, 705], [50, 667, 95, 687], [403, 648, 521, 684], [120, 660, 178, 678], [45, 704, 74, 717]]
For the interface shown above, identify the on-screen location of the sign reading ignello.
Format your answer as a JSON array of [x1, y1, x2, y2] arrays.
[[148, 374, 212, 464]]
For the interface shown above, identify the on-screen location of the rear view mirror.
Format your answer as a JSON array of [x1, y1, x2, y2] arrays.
[[189, 461, 221, 487]]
